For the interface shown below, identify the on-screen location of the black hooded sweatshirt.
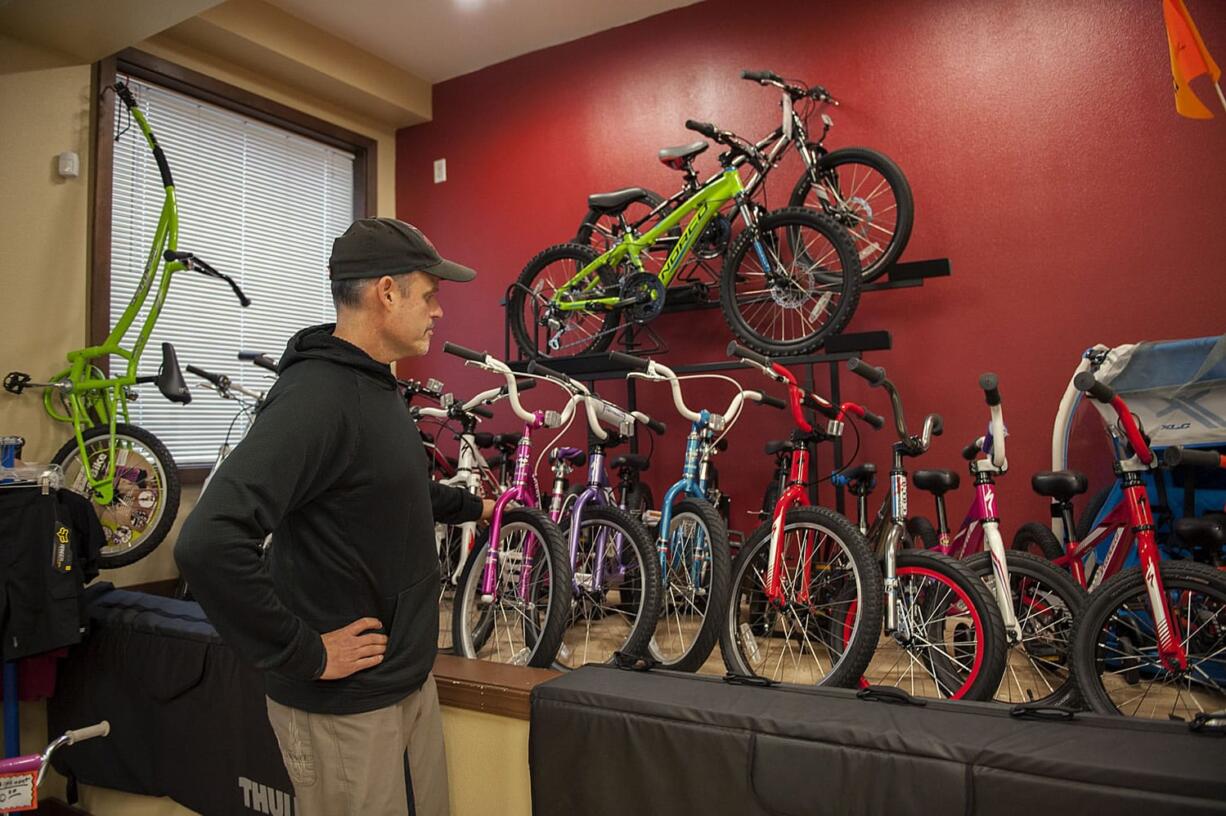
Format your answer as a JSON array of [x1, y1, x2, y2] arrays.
[[175, 324, 481, 714]]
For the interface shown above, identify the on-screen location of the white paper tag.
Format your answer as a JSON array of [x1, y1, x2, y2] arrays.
[[0, 772, 37, 813], [782, 92, 794, 140]]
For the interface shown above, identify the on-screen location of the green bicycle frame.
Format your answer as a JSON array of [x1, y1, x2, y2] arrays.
[[554, 168, 745, 312], [44, 87, 193, 505]]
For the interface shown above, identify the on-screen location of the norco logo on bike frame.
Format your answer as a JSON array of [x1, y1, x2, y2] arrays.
[[661, 202, 713, 279], [892, 474, 907, 517], [238, 777, 296, 815]]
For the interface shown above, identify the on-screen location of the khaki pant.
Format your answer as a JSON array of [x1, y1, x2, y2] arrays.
[[265, 675, 449, 816]]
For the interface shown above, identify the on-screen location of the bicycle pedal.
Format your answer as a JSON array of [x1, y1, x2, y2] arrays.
[[3, 371, 31, 394]]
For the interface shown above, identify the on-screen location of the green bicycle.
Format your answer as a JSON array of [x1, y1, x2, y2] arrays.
[[4, 81, 250, 567], [508, 119, 862, 359]]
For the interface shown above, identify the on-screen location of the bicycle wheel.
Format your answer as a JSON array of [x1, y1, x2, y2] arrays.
[[649, 498, 730, 672], [790, 147, 914, 283], [508, 243, 620, 359], [1011, 521, 1065, 562], [437, 523, 484, 654], [905, 516, 939, 550], [555, 505, 660, 669], [1071, 560, 1226, 719], [965, 550, 1087, 706], [722, 507, 882, 687], [452, 508, 570, 668], [51, 422, 180, 568], [719, 207, 861, 356], [856, 549, 1006, 700]]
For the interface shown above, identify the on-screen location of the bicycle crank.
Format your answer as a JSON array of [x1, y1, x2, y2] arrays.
[[619, 272, 666, 324]]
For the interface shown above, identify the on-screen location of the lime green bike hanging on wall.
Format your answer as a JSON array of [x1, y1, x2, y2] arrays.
[[508, 119, 862, 359], [4, 81, 251, 568]]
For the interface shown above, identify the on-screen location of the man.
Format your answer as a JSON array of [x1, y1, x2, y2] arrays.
[[176, 217, 491, 816]]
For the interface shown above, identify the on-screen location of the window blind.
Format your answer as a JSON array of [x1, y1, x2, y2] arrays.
[[110, 74, 353, 466]]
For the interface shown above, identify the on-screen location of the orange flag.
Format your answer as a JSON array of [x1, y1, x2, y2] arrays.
[[1162, 0, 1222, 118]]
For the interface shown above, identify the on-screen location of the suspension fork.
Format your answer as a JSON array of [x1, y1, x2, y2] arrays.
[[735, 192, 774, 275], [1123, 478, 1187, 670]]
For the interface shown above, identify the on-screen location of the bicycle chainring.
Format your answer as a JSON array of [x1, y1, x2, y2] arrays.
[[620, 272, 667, 324]]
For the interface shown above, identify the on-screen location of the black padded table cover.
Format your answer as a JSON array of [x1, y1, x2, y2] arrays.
[[46, 585, 293, 816], [530, 665, 1226, 816]]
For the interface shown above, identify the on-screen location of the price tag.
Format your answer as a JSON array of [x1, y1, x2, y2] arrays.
[[0, 771, 37, 813]]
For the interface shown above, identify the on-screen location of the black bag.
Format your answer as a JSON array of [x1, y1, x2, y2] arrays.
[[47, 585, 293, 816], [530, 665, 1226, 816]]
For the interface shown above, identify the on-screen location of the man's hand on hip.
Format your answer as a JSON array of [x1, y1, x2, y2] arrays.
[[320, 617, 387, 680]]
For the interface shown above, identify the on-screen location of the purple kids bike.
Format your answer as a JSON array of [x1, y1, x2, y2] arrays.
[[910, 373, 1087, 705], [444, 342, 572, 668], [528, 359, 665, 669]]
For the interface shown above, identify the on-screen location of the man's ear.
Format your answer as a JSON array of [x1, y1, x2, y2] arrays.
[[374, 275, 397, 308]]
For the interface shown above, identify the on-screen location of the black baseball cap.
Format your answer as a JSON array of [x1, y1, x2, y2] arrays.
[[328, 218, 476, 282]]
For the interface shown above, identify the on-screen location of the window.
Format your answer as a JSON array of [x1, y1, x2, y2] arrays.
[[108, 73, 355, 467]]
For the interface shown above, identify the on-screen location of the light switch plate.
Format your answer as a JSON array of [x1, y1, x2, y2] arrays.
[[433, 158, 446, 183]]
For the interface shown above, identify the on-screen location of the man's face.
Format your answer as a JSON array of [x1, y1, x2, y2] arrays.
[[389, 271, 443, 358]]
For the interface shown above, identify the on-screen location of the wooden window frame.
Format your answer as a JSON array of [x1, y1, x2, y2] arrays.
[[91, 49, 377, 484]]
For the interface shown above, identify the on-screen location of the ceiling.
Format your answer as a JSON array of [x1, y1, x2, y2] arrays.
[[263, 0, 704, 82]]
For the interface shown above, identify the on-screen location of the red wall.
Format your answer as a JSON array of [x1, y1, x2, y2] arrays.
[[396, 0, 1226, 537]]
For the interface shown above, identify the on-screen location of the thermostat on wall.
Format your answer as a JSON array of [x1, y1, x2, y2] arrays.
[[57, 151, 79, 178]]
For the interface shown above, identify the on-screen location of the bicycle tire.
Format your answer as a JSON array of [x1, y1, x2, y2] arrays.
[[51, 422, 180, 568], [451, 507, 571, 668], [859, 549, 1007, 700], [574, 189, 667, 251], [722, 506, 882, 687], [905, 516, 940, 550], [649, 498, 730, 672], [508, 243, 619, 359], [965, 550, 1087, 706], [790, 146, 914, 283], [719, 207, 862, 356], [1071, 560, 1226, 718], [555, 504, 661, 669], [1011, 520, 1066, 562], [437, 523, 485, 654], [1075, 485, 1113, 543]]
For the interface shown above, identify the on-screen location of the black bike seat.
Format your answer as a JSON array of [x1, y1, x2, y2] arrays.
[[913, 469, 960, 496], [612, 454, 649, 472], [658, 140, 708, 169], [1030, 470, 1088, 502], [1174, 513, 1226, 549], [843, 463, 877, 483], [494, 432, 523, 451], [587, 187, 654, 215], [764, 439, 794, 456], [156, 342, 192, 405], [473, 432, 496, 449]]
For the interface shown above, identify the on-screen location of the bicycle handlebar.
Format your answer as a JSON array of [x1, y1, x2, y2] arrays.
[[186, 364, 225, 388], [740, 69, 838, 104], [978, 372, 1007, 469], [607, 350, 651, 373], [1074, 371, 1153, 466], [684, 120, 767, 172], [163, 250, 251, 307], [238, 351, 278, 372], [66, 721, 111, 745], [1162, 446, 1226, 469], [443, 343, 560, 427], [758, 393, 787, 410], [847, 357, 939, 454]]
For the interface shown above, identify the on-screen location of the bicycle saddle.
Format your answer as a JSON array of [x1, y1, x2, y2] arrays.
[[1030, 470, 1088, 503], [658, 140, 709, 169], [842, 462, 877, 483], [1174, 513, 1226, 549], [764, 439, 794, 456], [156, 342, 192, 405], [912, 469, 960, 496], [550, 447, 587, 467], [494, 432, 523, 451], [611, 454, 649, 472], [587, 187, 653, 215]]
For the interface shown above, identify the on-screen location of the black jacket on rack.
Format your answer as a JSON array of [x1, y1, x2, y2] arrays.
[[0, 488, 104, 660], [175, 324, 482, 715]]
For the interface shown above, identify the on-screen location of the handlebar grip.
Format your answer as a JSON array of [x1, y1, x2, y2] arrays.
[[514, 378, 537, 393], [443, 342, 488, 364], [803, 393, 840, 419], [979, 373, 1001, 406], [639, 414, 667, 435], [930, 414, 944, 436], [758, 393, 787, 410], [186, 365, 224, 387], [237, 350, 264, 361], [740, 69, 780, 83], [962, 441, 981, 461], [1163, 446, 1226, 469], [847, 357, 887, 386], [239, 352, 278, 373], [1073, 371, 1115, 403], [471, 405, 494, 419], [685, 119, 718, 139], [726, 340, 771, 368], [862, 410, 886, 430], [526, 359, 569, 383], [66, 721, 111, 744], [607, 351, 651, 372]]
